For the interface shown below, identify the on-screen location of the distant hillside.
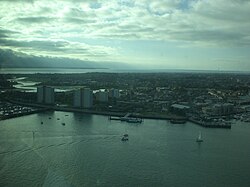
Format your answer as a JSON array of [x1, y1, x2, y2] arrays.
[[0, 49, 130, 69]]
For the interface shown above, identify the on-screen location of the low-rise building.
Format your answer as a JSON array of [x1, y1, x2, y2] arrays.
[[96, 90, 109, 102], [109, 88, 120, 99], [213, 103, 234, 116], [170, 104, 190, 116]]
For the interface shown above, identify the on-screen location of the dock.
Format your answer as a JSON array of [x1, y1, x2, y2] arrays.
[[189, 118, 231, 129], [109, 116, 121, 120], [109, 113, 143, 123]]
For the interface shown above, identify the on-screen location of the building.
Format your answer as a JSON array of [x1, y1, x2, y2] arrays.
[[96, 91, 109, 102], [37, 86, 55, 104], [170, 104, 190, 116], [73, 89, 82, 108], [37, 86, 44, 103], [213, 103, 234, 116], [108, 88, 120, 99], [73, 88, 93, 108]]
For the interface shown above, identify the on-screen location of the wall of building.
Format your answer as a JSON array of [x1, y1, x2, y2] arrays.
[[45, 87, 54, 104], [73, 88, 93, 108], [37, 86, 44, 103], [73, 89, 81, 107], [82, 88, 93, 108], [37, 86, 54, 105]]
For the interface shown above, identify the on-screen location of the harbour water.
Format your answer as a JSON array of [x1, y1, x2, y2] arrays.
[[0, 111, 250, 186]]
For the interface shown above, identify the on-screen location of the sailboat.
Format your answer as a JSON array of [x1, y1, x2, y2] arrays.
[[196, 131, 203, 142]]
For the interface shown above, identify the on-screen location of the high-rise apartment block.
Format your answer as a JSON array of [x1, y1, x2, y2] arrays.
[[37, 86, 55, 104], [73, 88, 93, 108]]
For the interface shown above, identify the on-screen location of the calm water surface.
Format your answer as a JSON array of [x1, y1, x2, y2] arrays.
[[0, 111, 250, 187]]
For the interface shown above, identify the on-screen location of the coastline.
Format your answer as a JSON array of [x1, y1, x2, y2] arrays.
[[2, 100, 186, 121], [1, 100, 232, 129]]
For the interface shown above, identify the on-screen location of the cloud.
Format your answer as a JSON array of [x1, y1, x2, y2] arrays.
[[17, 16, 56, 24], [148, 0, 180, 15], [0, 38, 117, 60], [0, 0, 250, 65], [0, 0, 34, 2], [0, 28, 21, 40], [2, 0, 249, 45]]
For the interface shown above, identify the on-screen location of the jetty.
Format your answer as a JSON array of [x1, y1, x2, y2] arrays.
[[109, 113, 143, 123], [189, 118, 231, 129]]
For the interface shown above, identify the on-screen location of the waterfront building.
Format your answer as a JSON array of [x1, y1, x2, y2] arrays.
[[73, 89, 82, 108], [37, 86, 55, 104], [73, 88, 93, 108], [213, 103, 234, 116], [170, 104, 190, 116], [37, 86, 44, 103], [96, 91, 109, 102]]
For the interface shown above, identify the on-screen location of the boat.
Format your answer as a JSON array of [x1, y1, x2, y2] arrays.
[[196, 131, 203, 142], [170, 119, 186, 124], [121, 134, 129, 141], [41, 121, 43, 124], [62, 122, 65, 126], [126, 118, 142, 123]]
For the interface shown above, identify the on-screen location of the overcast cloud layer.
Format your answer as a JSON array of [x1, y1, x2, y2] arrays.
[[0, 0, 250, 70]]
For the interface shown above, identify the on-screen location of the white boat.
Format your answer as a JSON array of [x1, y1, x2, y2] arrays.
[[196, 131, 203, 142], [126, 118, 142, 123]]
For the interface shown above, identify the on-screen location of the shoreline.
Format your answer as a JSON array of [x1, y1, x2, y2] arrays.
[[0, 100, 232, 129], [2, 100, 186, 121]]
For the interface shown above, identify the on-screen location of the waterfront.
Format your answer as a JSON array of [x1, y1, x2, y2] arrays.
[[0, 111, 250, 187]]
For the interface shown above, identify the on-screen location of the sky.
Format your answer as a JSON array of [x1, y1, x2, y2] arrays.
[[0, 0, 250, 71]]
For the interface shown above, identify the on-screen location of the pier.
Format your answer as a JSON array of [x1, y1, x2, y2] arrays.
[[188, 118, 231, 129], [109, 113, 143, 123]]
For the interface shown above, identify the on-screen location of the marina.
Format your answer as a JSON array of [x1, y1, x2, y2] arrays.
[[189, 118, 232, 129], [0, 101, 48, 120]]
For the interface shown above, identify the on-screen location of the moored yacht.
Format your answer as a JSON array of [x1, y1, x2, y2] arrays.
[[196, 131, 203, 142]]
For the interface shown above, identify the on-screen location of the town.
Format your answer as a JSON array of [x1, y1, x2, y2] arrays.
[[1, 72, 250, 128]]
